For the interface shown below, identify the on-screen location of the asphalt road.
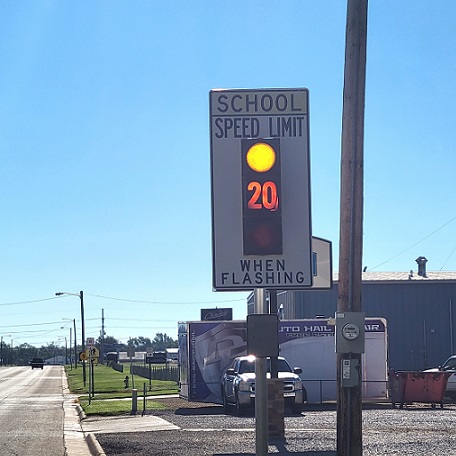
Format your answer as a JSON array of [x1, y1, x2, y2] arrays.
[[0, 365, 66, 456]]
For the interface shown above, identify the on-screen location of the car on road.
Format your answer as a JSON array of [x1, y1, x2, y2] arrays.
[[30, 358, 44, 369], [424, 355, 456, 400], [221, 355, 307, 415]]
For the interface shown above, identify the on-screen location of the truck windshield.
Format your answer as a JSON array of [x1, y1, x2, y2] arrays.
[[443, 358, 456, 370], [272, 359, 292, 373], [238, 358, 292, 374]]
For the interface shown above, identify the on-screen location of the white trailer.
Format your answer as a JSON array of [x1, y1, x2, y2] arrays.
[[178, 318, 388, 404]]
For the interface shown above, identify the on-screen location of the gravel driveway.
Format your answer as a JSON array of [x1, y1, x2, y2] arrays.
[[94, 398, 456, 455]]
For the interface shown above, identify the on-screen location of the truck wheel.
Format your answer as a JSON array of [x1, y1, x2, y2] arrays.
[[222, 391, 230, 414], [235, 394, 245, 416], [292, 403, 303, 414]]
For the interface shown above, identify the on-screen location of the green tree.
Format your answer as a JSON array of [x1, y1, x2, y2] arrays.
[[39, 342, 61, 362], [152, 333, 177, 351], [97, 335, 120, 346], [127, 336, 153, 350], [16, 343, 37, 366]]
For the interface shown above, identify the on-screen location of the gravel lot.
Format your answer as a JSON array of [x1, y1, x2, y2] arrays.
[[95, 398, 456, 455]]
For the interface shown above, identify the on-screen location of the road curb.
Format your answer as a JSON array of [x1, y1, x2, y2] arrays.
[[73, 396, 107, 455], [76, 404, 86, 420], [86, 433, 106, 456]]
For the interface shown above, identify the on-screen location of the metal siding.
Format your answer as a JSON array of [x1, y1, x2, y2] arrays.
[[288, 281, 456, 371], [294, 288, 337, 320]]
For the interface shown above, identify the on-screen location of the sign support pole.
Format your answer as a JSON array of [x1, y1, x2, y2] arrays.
[[337, 1, 368, 455], [269, 290, 279, 379], [254, 288, 268, 456], [91, 355, 95, 398], [88, 350, 92, 405]]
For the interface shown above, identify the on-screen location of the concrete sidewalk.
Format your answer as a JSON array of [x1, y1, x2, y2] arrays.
[[63, 373, 98, 456], [81, 414, 179, 434], [62, 368, 179, 456], [64, 396, 101, 456], [65, 397, 181, 456]]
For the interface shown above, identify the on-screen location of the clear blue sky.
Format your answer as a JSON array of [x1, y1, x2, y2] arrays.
[[1, 1, 455, 348]]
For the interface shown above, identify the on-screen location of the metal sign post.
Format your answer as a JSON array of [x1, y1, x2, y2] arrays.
[[254, 289, 268, 456], [146, 348, 153, 390], [88, 349, 92, 405]]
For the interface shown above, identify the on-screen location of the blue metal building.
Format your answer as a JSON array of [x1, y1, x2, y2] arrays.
[[248, 260, 456, 371]]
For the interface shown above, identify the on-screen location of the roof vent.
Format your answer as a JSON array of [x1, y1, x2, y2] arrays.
[[416, 256, 428, 278]]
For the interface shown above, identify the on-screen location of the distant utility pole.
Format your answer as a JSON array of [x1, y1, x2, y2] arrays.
[[100, 308, 105, 364], [337, 1, 368, 456]]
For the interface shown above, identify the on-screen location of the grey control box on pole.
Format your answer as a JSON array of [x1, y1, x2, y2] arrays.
[[247, 313, 279, 357], [335, 311, 365, 354]]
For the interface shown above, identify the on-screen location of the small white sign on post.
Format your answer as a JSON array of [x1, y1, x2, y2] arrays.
[[86, 337, 95, 347]]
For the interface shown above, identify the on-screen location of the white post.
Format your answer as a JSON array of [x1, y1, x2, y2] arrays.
[[254, 288, 268, 456]]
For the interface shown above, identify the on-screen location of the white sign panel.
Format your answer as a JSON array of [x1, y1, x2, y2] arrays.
[[86, 337, 95, 347], [311, 236, 333, 289], [210, 88, 312, 291]]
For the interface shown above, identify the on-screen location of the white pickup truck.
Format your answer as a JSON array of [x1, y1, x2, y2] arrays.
[[220, 355, 307, 415], [424, 355, 456, 400]]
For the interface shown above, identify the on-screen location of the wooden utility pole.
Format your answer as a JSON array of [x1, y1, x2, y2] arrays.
[[337, 1, 368, 456]]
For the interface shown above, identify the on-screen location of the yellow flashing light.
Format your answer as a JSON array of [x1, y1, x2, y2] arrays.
[[246, 142, 276, 173]]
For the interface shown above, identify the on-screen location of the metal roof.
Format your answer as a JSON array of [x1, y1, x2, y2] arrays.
[[333, 271, 456, 282]]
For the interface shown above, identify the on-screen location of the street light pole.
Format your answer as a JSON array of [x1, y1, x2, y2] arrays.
[[73, 319, 77, 370], [80, 291, 86, 386], [1, 335, 11, 367], [69, 326, 72, 369], [55, 291, 87, 387]]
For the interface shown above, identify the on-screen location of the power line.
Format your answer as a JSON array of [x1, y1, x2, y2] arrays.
[[6, 328, 62, 336], [86, 293, 247, 305], [104, 317, 181, 323], [104, 326, 176, 330], [369, 215, 456, 271], [0, 320, 72, 329], [0, 297, 61, 307], [0, 293, 247, 308], [440, 246, 456, 271]]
